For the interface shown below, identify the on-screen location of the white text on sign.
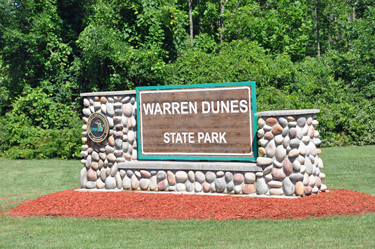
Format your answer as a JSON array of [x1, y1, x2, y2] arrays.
[[163, 132, 227, 144]]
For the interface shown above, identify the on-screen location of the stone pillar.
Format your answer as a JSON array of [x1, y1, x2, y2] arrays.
[[255, 109, 327, 196], [79, 91, 138, 189]]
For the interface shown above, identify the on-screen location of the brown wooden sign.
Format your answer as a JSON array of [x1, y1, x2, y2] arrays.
[[136, 82, 257, 161]]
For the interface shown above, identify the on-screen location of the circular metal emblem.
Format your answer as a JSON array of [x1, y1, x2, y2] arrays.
[[87, 113, 110, 143]]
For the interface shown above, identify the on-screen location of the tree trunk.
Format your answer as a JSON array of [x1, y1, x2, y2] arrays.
[[314, 0, 320, 56], [220, 0, 230, 44], [188, 0, 193, 46]]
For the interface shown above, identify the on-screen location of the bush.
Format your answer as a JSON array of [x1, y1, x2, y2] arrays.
[[2, 87, 83, 159]]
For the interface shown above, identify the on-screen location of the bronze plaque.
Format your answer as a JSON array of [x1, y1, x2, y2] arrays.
[[87, 113, 110, 143], [137, 83, 256, 160]]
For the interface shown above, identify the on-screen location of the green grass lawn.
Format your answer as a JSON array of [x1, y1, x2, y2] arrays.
[[1, 145, 375, 248]]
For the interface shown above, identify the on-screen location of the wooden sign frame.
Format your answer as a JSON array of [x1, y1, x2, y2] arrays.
[[136, 82, 257, 161]]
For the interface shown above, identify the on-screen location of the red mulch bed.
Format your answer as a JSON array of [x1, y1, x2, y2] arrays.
[[5, 189, 375, 220]]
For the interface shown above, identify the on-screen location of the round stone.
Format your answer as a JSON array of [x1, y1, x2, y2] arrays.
[[106, 102, 114, 116], [303, 173, 309, 186], [274, 135, 284, 144], [186, 181, 194, 192], [283, 177, 296, 196], [279, 117, 288, 127], [258, 147, 266, 155], [87, 168, 97, 181], [188, 171, 195, 182], [319, 173, 326, 180], [245, 173, 255, 183], [205, 171, 216, 183], [272, 168, 286, 180], [140, 179, 150, 190], [233, 173, 244, 184], [82, 108, 91, 116], [297, 117, 306, 127], [273, 160, 283, 168], [234, 185, 242, 194], [176, 171, 188, 182], [265, 174, 273, 182], [150, 176, 157, 190], [312, 186, 319, 193], [263, 165, 273, 175], [256, 178, 268, 194], [290, 139, 300, 147], [167, 171, 176, 185], [289, 173, 304, 181], [91, 161, 98, 170], [272, 124, 283, 134], [258, 118, 265, 127], [157, 170, 167, 181], [216, 171, 224, 177], [135, 171, 141, 178], [266, 140, 276, 157], [215, 178, 226, 193], [304, 186, 312, 195], [105, 177, 116, 189], [288, 149, 299, 157], [242, 184, 256, 194], [268, 180, 282, 188], [320, 184, 327, 191], [289, 128, 297, 138], [158, 179, 168, 191], [96, 178, 105, 189], [141, 170, 151, 178], [124, 153, 131, 161], [195, 182, 203, 192], [309, 175, 316, 187], [131, 150, 138, 160], [110, 163, 118, 177], [305, 157, 314, 175], [312, 120, 319, 127], [264, 132, 274, 140], [275, 145, 286, 162], [225, 172, 233, 182], [263, 124, 272, 131], [227, 182, 234, 192], [176, 183, 186, 192], [131, 175, 139, 190], [122, 96, 130, 103], [203, 182, 211, 192], [107, 153, 116, 162], [257, 157, 273, 166], [108, 136, 115, 147], [259, 138, 268, 147], [128, 130, 135, 144], [269, 188, 284, 195], [295, 181, 304, 196], [86, 181, 96, 189], [283, 158, 292, 175], [293, 159, 301, 171], [266, 117, 277, 126], [123, 103, 133, 117], [257, 129, 265, 137], [195, 171, 205, 183], [282, 127, 289, 137]]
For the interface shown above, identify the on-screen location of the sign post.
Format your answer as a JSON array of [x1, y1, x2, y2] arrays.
[[136, 82, 257, 161]]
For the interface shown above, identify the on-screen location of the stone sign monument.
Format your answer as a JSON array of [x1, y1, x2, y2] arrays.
[[79, 82, 327, 196]]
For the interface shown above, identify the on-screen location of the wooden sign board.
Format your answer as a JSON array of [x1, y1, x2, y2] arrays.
[[136, 82, 257, 161]]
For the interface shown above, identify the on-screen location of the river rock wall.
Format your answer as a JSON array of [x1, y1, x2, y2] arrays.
[[255, 110, 327, 196]]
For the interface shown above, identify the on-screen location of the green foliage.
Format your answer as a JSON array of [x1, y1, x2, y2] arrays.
[[1, 87, 83, 159], [1, 0, 375, 157]]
